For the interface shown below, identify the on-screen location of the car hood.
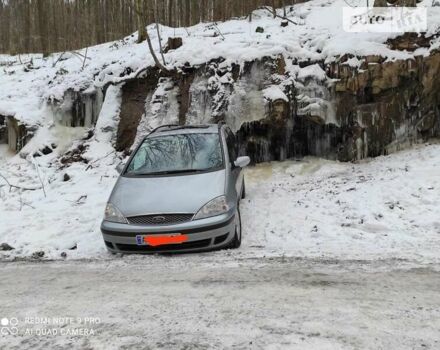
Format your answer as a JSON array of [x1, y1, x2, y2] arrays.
[[109, 169, 226, 217]]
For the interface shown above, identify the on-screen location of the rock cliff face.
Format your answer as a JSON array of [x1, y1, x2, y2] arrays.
[[42, 36, 440, 163], [329, 50, 440, 161], [113, 45, 439, 162]]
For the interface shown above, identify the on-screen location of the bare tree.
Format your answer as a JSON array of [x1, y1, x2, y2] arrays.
[[271, 0, 277, 17], [36, 0, 49, 57], [135, 0, 147, 43], [0, 0, 305, 56]]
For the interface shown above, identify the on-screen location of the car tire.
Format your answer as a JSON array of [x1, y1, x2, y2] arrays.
[[241, 179, 246, 199], [228, 207, 242, 249]]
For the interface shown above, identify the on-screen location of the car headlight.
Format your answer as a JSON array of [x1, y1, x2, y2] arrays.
[[104, 203, 128, 224], [194, 196, 231, 220]]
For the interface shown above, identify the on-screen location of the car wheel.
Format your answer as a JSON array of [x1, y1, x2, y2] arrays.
[[241, 179, 246, 199], [228, 207, 242, 249]]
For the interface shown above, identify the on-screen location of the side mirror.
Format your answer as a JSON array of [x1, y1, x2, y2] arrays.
[[234, 156, 250, 168], [116, 162, 125, 174]]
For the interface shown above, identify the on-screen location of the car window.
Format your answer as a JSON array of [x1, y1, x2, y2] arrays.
[[125, 133, 224, 176], [225, 128, 237, 164]]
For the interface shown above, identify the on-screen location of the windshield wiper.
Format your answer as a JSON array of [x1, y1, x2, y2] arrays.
[[134, 169, 205, 176]]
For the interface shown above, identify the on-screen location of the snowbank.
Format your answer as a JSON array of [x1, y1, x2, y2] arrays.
[[242, 142, 440, 263]]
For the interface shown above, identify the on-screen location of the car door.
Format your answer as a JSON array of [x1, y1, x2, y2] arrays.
[[224, 127, 243, 200]]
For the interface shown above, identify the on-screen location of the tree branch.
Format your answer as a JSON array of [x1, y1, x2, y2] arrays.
[[81, 47, 88, 70], [32, 157, 47, 197], [125, 0, 176, 77], [262, 6, 299, 25], [52, 51, 66, 67], [0, 173, 42, 192], [212, 23, 225, 40], [155, 24, 167, 66]]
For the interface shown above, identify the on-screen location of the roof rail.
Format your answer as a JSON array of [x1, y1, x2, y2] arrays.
[[141, 124, 180, 141], [152, 124, 180, 132], [152, 124, 181, 133], [142, 124, 223, 141]]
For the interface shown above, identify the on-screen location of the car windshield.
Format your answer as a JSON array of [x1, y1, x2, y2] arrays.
[[125, 132, 224, 176]]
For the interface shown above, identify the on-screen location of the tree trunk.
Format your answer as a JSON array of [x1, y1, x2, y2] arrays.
[[23, 0, 31, 53], [168, 0, 173, 26], [135, 0, 147, 43], [374, 0, 388, 6], [36, 0, 49, 57]]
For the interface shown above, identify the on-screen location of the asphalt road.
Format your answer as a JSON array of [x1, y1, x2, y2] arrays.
[[0, 257, 439, 350]]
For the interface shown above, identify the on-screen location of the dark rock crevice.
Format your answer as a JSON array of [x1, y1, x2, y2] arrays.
[[116, 67, 160, 152]]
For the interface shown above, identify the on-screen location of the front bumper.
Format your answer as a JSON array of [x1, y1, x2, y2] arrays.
[[101, 213, 236, 254]]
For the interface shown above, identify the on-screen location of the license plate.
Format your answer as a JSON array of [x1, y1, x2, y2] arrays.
[[136, 234, 188, 247]]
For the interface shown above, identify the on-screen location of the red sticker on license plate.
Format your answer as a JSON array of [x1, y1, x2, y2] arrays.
[[136, 234, 188, 247]]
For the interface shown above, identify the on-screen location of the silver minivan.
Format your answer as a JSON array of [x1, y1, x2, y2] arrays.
[[101, 123, 250, 254]]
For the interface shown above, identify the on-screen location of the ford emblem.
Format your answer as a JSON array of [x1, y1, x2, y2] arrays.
[[152, 216, 166, 224]]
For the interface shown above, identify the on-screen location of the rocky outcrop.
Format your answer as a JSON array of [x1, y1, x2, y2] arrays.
[[111, 47, 439, 163], [329, 51, 440, 160], [40, 34, 439, 163]]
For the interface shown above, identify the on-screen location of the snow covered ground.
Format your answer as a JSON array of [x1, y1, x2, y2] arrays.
[[1, 258, 439, 349], [1, 141, 439, 262], [242, 142, 440, 263]]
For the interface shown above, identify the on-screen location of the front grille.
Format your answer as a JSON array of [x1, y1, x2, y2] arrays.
[[115, 239, 211, 252], [127, 213, 194, 226]]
